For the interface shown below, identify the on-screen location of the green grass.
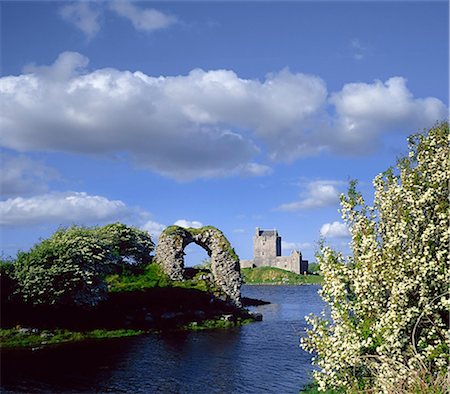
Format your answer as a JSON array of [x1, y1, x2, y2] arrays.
[[242, 266, 323, 285], [183, 317, 254, 331], [0, 328, 144, 349], [106, 263, 170, 292], [299, 383, 343, 393]]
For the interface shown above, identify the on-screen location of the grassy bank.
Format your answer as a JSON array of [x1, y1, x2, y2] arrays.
[[241, 267, 323, 285], [1, 263, 262, 349], [0, 328, 145, 349]]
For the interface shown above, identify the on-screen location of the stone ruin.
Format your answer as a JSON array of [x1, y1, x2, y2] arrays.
[[154, 225, 242, 307]]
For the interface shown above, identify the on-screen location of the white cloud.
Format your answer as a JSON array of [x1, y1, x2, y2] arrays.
[[174, 219, 203, 229], [277, 180, 343, 211], [109, 1, 176, 32], [0, 192, 128, 227], [0, 191, 168, 239], [329, 77, 447, 154], [237, 163, 273, 177], [0, 53, 446, 180], [141, 220, 166, 238], [351, 38, 367, 60], [60, 2, 101, 40], [233, 228, 246, 233], [320, 221, 350, 238], [281, 241, 312, 251], [0, 152, 59, 198]]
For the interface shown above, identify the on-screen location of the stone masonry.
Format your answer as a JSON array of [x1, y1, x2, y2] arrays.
[[240, 227, 308, 274], [154, 226, 242, 307]]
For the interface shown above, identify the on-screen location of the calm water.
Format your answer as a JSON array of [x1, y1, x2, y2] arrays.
[[1, 285, 325, 394]]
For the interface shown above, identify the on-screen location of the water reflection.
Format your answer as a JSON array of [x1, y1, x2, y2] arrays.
[[2, 285, 325, 394]]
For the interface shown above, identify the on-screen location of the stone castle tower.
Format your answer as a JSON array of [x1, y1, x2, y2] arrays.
[[240, 227, 308, 274]]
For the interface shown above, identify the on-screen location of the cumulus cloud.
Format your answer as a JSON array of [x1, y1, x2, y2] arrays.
[[109, 1, 177, 32], [60, 2, 101, 40], [1, 152, 59, 198], [320, 221, 350, 238], [0, 52, 446, 180], [174, 219, 203, 229], [329, 77, 447, 154], [0, 192, 129, 227], [141, 220, 166, 238], [277, 180, 343, 211]]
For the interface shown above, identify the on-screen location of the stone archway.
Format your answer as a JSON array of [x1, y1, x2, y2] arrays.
[[154, 226, 241, 307]]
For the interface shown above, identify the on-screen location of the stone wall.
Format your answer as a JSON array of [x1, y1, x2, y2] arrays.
[[240, 228, 309, 274], [154, 226, 242, 307]]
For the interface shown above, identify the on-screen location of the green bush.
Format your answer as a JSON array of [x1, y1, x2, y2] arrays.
[[15, 226, 112, 307], [14, 223, 155, 307], [96, 222, 154, 267], [0, 258, 17, 302], [302, 122, 449, 392]]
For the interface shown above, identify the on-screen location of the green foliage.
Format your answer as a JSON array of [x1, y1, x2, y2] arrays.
[[241, 266, 323, 285], [14, 223, 155, 308], [307, 262, 321, 274], [0, 328, 144, 349], [302, 122, 450, 392], [106, 263, 170, 292], [15, 226, 112, 307], [0, 259, 18, 302], [96, 222, 154, 266], [183, 317, 253, 331]]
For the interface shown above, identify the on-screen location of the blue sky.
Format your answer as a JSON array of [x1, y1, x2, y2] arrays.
[[1, 0, 448, 265]]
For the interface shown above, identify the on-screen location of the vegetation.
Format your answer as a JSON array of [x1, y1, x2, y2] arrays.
[[2, 225, 260, 349], [300, 383, 343, 393], [0, 328, 144, 349], [106, 263, 170, 292], [241, 266, 323, 285], [301, 122, 449, 392], [183, 317, 254, 331], [13, 223, 154, 308]]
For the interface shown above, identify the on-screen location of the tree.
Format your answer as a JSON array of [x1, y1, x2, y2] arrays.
[[14, 223, 154, 308], [96, 222, 154, 266], [302, 122, 449, 392]]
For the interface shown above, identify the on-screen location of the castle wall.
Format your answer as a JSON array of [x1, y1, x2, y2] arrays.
[[240, 228, 309, 275], [254, 231, 280, 260], [270, 255, 301, 274]]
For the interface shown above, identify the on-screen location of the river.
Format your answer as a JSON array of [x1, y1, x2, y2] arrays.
[[1, 284, 326, 394]]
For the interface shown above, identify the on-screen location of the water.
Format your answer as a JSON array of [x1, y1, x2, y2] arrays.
[[1, 285, 326, 394]]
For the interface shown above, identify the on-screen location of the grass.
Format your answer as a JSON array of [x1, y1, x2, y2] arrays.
[[0, 327, 144, 349], [241, 266, 323, 285], [2, 262, 261, 349], [182, 317, 254, 331], [299, 382, 345, 393], [106, 263, 170, 292]]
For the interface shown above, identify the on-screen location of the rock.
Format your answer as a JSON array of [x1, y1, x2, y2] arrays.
[[144, 313, 154, 323], [154, 225, 242, 307], [249, 312, 263, 321], [161, 312, 177, 320], [194, 310, 206, 319], [221, 314, 235, 322]]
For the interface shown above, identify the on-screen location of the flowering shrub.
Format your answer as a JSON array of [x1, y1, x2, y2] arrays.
[[301, 122, 449, 392], [96, 222, 154, 266], [14, 223, 155, 308]]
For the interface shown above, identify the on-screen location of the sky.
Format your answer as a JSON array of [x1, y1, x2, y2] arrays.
[[0, 0, 448, 266]]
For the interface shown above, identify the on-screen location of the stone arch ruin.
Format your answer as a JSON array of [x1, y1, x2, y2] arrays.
[[154, 226, 242, 307]]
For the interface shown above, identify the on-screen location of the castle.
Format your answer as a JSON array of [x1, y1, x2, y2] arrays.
[[240, 228, 308, 274]]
